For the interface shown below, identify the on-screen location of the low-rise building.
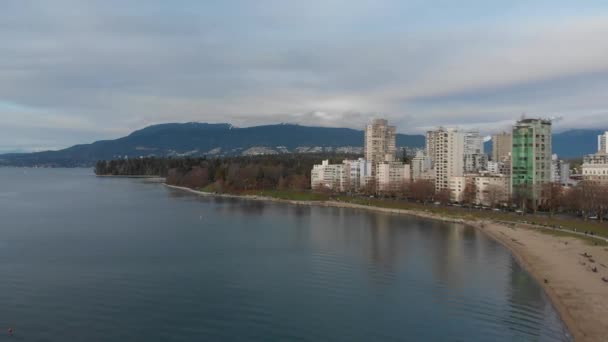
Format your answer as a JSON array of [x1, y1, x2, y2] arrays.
[[582, 153, 608, 184], [474, 174, 510, 207], [448, 176, 469, 203], [311, 160, 347, 191], [449, 173, 510, 206], [376, 161, 410, 193]]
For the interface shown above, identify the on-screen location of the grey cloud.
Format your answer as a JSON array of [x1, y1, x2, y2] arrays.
[[1, 1, 608, 150]]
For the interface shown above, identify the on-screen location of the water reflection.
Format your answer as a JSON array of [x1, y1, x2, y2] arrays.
[[0, 169, 571, 341]]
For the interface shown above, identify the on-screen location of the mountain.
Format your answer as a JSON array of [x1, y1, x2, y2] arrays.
[[552, 129, 604, 158], [0, 123, 425, 167], [484, 129, 605, 159]]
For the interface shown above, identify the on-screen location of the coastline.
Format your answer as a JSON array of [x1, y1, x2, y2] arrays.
[[166, 184, 608, 342], [96, 175, 165, 181]]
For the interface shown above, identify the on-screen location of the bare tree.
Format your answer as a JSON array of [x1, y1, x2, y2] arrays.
[[485, 184, 506, 208], [462, 182, 477, 205], [435, 188, 451, 205], [410, 180, 435, 203], [539, 182, 564, 216]]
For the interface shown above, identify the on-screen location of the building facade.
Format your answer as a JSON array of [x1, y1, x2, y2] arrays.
[[492, 132, 512, 162], [474, 174, 510, 207], [429, 128, 464, 192], [550, 154, 571, 185], [411, 150, 432, 181], [598, 131, 608, 154], [343, 158, 372, 192], [448, 176, 469, 203], [376, 161, 411, 193], [582, 153, 608, 184], [511, 118, 552, 204], [449, 173, 510, 206], [364, 119, 396, 175], [464, 153, 488, 173], [311, 160, 347, 191]]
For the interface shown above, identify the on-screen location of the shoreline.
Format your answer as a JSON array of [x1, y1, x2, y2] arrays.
[[166, 184, 608, 342], [96, 175, 165, 181]]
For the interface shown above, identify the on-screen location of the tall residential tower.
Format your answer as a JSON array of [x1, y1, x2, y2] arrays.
[[492, 132, 512, 162], [511, 118, 552, 205], [427, 127, 465, 192], [364, 119, 396, 174], [598, 131, 608, 154]]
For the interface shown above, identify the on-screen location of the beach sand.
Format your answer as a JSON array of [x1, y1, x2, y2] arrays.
[[166, 185, 608, 341]]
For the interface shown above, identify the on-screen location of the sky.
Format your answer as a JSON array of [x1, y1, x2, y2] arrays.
[[2, 0, 608, 152]]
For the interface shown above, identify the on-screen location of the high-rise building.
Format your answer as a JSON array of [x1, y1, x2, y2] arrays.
[[343, 158, 372, 192], [411, 150, 433, 181], [550, 154, 571, 184], [511, 118, 552, 204], [463, 131, 486, 173], [428, 127, 465, 192], [492, 132, 512, 162], [364, 119, 396, 174], [463, 131, 484, 155], [598, 131, 608, 154]]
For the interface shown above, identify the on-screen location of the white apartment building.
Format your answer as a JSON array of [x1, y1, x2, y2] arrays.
[[448, 176, 468, 203], [311, 160, 347, 191], [582, 153, 608, 184], [463, 131, 487, 173], [598, 131, 608, 154], [492, 132, 512, 162], [490, 155, 511, 176], [365, 119, 396, 175], [343, 158, 372, 192], [463, 131, 484, 155], [550, 154, 571, 185], [464, 153, 488, 173], [449, 173, 510, 206], [376, 161, 411, 193], [427, 128, 465, 192], [486, 161, 500, 174], [411, 150, 432, 181], [474, 174, 510, 207]]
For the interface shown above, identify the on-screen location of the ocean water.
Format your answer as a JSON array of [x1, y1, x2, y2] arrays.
[[0, 168, 570, 341]]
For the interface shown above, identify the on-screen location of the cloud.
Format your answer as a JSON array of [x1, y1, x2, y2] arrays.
[[1, 0, 608, 150]]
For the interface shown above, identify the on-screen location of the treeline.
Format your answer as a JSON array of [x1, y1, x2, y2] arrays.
[[95, 154, 354, 192]]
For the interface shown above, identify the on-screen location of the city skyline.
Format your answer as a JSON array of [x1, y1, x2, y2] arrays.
[[1, 1, 608, 152]]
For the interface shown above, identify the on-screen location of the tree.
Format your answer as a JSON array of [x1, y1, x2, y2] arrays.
[[461, 182, 477, 205], [361, 178, 377, 196], [435, 188, 450, 205], [484, 184, 506, 208], [512, 183, 534, 213], [410, 180, 435, 203], [542, 182, 564, 216]]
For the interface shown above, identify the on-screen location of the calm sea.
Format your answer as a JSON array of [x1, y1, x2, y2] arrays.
[[0, 168, 570, 341]]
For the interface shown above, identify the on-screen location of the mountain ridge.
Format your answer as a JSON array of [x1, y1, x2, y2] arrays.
[[0, 123, 604, 167], [0, 123, 425, 167]]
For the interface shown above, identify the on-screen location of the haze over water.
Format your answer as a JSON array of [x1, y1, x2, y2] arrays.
[[0, 168, 569, 341]]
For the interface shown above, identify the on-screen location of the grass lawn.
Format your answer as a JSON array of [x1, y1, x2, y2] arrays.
[[335, 196, 608, 240], [243, 189, 330, 201], [189, 185, 608, 243]]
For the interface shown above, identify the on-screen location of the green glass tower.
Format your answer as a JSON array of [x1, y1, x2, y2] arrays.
[[511, 118, 552, 205]]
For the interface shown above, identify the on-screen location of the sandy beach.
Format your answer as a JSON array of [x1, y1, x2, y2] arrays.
[[166, 184, 608, 341]]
